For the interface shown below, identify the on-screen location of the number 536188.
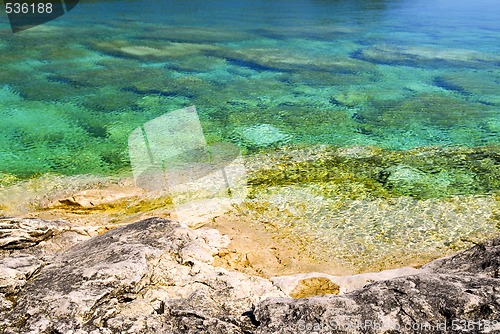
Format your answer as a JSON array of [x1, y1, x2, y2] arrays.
[[5, 2, 53, 14]]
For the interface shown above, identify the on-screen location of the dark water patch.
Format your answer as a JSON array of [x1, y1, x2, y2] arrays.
[[121, 87, 186, 98], [47, 75, 88, 88], [225, 57, 290, 73], [433, 76, 470, 96]]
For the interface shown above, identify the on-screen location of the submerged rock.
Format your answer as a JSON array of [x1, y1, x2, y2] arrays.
[[434, 72, 500, 105], [208, 47, 373, 74], [90, 40, 222, 61], [233, 124, 292, 150]]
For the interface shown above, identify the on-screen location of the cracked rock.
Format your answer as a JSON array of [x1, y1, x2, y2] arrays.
[[254, 238, 500, 334], [0, 217, 72, 250], [1, 216, 499, 334], [0, 217, 284, 333]]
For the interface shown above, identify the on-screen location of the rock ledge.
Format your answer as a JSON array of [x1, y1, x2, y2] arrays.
[[0, 217, 498, 333]]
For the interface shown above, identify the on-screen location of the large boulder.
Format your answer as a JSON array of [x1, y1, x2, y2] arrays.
[[0, 217, 283, 333]]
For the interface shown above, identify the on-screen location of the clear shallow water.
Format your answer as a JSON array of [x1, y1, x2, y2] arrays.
[[0, 0, 499, 179]]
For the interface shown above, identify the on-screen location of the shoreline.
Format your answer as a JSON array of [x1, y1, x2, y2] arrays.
[[1, 169, 497, 278], [1, 215, 499, 333], [1, 144, 499, 277]]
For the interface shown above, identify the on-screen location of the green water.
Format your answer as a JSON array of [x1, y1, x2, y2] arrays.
[[0, 0, 498, 183]]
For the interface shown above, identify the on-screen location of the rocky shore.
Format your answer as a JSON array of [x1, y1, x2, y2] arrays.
[[1, 216, 499, 333], [0, 144, 498, 332]]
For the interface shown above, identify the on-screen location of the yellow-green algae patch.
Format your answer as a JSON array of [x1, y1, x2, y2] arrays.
[[246, 144, 499, 199], [236, 144, 500, 272]]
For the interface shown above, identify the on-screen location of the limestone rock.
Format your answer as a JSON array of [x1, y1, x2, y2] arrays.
[[0, 217, 284, 333], [1, 216, 499, 334], [254, 238, 500, 333], [288, 277, 340, 298], [0, 217, 72, 250]]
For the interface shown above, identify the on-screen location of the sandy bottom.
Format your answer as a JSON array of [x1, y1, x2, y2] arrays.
[[206, 214, 355, 277]]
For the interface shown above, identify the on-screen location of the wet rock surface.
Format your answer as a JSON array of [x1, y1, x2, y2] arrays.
[[0, 217, 499, 333]]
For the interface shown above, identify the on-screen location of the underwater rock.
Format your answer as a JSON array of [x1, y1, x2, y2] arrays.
[[209, 47, 373, 73], [90, 40, 222, 62], [270, 266, 419, 297], [366, 93, 496, 149], [167, 55, 225, 73], [352, 44, 500, 69], [58, 186, 145, 208], [233, 124, 292, 149], [0, 254, 43, 296], [0, 217, 71, 250]]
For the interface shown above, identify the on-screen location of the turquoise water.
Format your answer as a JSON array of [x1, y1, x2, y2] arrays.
[[0, 0, 499, 178]]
